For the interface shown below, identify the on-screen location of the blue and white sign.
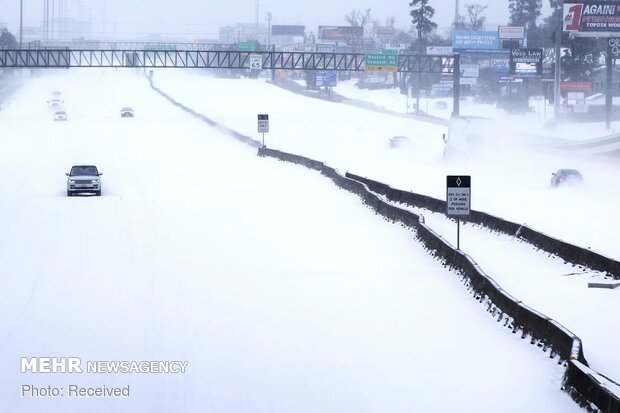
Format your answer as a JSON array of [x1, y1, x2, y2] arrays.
[[490, 58, 510, 74], [316, 70, 337, 87], [452, 31, 500, 51]]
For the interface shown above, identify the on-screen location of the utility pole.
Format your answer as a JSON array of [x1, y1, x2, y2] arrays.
[[266, 12, 271, 47], [255, 0, 260, 41], [19, 0, 23, 47], [51, 0, 55, 40], [454, 0, 460, 27], [554, 0, 563, 121]]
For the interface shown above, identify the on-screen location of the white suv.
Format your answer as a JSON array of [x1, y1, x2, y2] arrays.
[[66, 165, 102, 196]]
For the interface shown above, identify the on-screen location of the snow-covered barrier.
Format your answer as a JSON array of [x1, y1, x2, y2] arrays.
[[147, 75, 619, 411], [146, 75, 262, 148], [346, 173, 620, 280], [257, 146, 620, 413]]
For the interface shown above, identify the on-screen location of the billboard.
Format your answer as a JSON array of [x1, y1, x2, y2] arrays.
[[510, 48, 543, 76], [563, 2, 620, 33], [376, 26, 396, 37], [315, 43, 335, 53], [490, 58, 510, 74], [460, 64, 480, 78], [560, 81, 593, 92], [271, 25, 305, 36], [452, 31, 500, 51], [318, 26, 363, 41], [427, 46, 453, 55], [498, 26, 525, 39]]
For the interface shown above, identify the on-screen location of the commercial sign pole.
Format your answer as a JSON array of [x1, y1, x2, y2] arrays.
[[554, 0, 563, 121], [606, 38, 620, 129], [453, 54, 460, 117], [446, 175, 471, 250]]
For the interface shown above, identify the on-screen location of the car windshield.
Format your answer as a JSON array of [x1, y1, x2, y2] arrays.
[[70, 166, 98, 176]]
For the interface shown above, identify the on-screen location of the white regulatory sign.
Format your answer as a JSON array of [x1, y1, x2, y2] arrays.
[[446, 175, 471, 216], [249, 54, 262, 69], [257, 114, 269, 133]]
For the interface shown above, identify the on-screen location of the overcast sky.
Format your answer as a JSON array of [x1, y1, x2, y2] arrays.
[[2, 0, 552, 41]]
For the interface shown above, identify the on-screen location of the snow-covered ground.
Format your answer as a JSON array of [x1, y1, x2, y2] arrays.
[[333, 79, 620, 141], [154, 71, 620, 261], [383, 199, 620, 380], [0, 70, 583, 412]]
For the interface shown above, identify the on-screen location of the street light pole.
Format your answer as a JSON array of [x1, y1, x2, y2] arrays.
[[554, 1, 563, 121], [454, 0, 460, 26], [19, 0, 23, 47], [255, 0, 259, 41], [266, 12, 271, 47]]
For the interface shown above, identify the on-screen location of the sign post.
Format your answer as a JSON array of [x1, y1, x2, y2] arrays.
[[446, 175, 471, 250], [607, 38, 620, 129], [257, 114, 269, 147]]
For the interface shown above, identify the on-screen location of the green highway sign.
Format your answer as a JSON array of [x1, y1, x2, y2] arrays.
[[144, 44, 177, 51], [238, 41, 256, 52], [364, 53, 398, 71]]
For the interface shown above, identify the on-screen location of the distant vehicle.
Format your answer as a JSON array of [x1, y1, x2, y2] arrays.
[[66, 165, 102, 196], [120, 107, 134, 117], [53, 110, 67, 121], [389, 136, 411, 149], [47, 98, 63, 107], [51, 90, 62, 97], [550, 169, 584, 188]]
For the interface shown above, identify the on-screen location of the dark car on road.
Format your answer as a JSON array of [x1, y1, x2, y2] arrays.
[[551, 169, 584, 188], [120, 107, 134, 117]]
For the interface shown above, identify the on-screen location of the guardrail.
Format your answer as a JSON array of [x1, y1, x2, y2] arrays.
[[257, 146, 620, 412], [345, 173, 620, 280], [147, 74, 619, 411]]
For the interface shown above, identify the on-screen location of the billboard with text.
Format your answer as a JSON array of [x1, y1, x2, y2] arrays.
[[452, 31, 500, 51], [563, 2, 620, 33], [510, 48, 543, 76], [318, 26, 363, 41], [272, 25, 305, 36]]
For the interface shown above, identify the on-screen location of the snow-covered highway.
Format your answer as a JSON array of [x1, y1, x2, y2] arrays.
[[0, 70, 584, 412]]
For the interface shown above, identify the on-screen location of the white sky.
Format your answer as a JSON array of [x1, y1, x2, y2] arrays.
[[2, 0, 552, 41]]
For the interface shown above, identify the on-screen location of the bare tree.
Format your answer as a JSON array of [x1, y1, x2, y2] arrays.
[[344, 8, 371, 51], [465, 3, 488, 31], [344, 8, 372, 28]]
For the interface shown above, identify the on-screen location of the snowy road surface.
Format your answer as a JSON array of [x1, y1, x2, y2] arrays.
[[0, 70, 580, 412]]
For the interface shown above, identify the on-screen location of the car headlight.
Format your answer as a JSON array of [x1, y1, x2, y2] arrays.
[[91, 180, 100, 183], [68, 180, 76, 183]]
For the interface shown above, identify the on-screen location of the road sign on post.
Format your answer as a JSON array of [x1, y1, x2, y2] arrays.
[[447, 175, 471, 250], [258, 114, 269, 147]]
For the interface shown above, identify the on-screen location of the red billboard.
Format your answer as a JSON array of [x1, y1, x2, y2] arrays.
[[560, 81, 593, 92]]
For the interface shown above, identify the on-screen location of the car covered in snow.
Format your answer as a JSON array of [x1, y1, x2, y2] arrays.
[[389, 136, 411, 149], [550, 169, 583, 188], [120, 107, 134, 117], [47, 98, 63, 107], [53, 110, 68, 121], [66, 165, 102, 196]]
